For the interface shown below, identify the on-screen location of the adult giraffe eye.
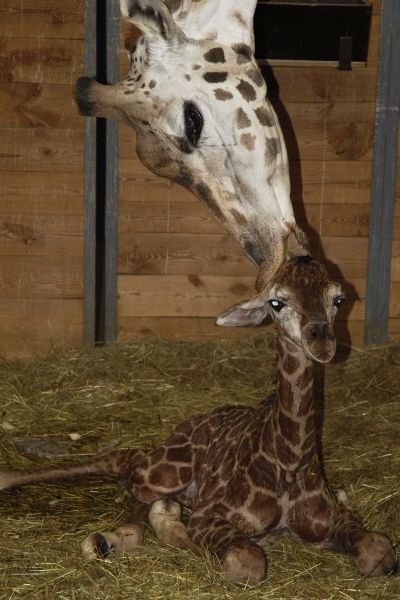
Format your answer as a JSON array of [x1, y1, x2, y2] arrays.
[[268, 299, 285, 313], [184, 101, 203, 147], [333, 295, 346, 308]]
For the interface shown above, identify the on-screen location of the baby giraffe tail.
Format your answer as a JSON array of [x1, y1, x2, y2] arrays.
[[0, 448, 145, 491]]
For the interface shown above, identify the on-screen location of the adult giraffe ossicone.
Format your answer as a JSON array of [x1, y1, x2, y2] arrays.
[[75, 0, 309, 317]]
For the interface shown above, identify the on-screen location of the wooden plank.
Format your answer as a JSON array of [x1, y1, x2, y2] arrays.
[[0, 39, 84, 84], [0, 256, 82, 298], [0, 215, 83, 257], [118, 316, 271, 342], [365, 0, 400, 344], [0, 171, 83, 215], [0, 298, 82, 358], [0, 0, 83, 39], [0, 83, 81, 128], [0, 128, 83, 171], [269, 68, 379, 104], [118, 232, 257, 277]]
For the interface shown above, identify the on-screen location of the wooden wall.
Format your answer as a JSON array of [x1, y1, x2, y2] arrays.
[[0, 1, 398, 357], [0, 1, 84, 357], [117, 0, 399, 347]]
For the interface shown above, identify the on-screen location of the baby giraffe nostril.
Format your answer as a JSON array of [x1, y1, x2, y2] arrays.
[[309, 323, 335, 342]]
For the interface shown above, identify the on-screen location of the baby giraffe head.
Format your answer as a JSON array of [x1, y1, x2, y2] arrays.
[[217, 256, 346, 363], [75, 0, 301, 303]]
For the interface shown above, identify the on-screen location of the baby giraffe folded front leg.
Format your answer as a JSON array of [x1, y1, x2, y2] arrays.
[[187, 511, 267, 585], [149, 499, 201, 554]]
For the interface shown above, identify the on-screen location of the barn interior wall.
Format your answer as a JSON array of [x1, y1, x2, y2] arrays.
[[0, 1, 84, 357], [0, 0, 398, 357]]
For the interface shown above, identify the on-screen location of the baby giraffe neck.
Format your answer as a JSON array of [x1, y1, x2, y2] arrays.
[[272, 336, 317, 474]]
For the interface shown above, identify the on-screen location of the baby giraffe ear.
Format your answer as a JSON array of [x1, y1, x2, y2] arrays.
[[120, 0, 177, 41], [216, 294, 269, 327]]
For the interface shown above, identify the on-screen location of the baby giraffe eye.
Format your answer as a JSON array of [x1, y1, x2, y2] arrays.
[[183, 101, 203, 146], [268, 299, 286, 313], [333, 295, 346, 308]]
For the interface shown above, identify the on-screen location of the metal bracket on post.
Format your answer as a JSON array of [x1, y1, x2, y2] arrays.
[[83, 0, 120, 346], [364, 0, 400, 345]]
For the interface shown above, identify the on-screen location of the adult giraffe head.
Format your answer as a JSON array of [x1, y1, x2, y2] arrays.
[[75, 0, 309, 320]]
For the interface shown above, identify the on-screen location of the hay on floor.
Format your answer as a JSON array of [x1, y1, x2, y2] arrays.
[[0, 335, 399, 600]]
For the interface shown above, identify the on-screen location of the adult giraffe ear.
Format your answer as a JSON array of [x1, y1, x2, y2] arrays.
[[285, 223, 310, 260], [120, 0, 178, 41], [172, 0, 258, 50]]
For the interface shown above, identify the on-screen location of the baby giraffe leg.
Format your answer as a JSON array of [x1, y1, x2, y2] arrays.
[[82, 500, 149, 559], [290, 487, 397, 577], [330, 509, 398, 576], [187, 511, 267, 585], [149, 499, 201, 554]]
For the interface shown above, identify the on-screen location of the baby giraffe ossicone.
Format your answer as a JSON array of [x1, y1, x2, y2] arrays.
[[0, 257, 397, 584]]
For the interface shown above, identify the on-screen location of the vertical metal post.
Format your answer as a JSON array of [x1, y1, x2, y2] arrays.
[[364, 0, 400, 345], [83, 0, 97, 346], [83, 0, 119, 346], [103, 0, 120, 343]]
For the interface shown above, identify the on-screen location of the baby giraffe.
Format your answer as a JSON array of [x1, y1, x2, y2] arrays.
[[0, 257, 397, 584]]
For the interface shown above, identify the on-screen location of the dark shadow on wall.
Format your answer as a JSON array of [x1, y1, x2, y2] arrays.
[[259, 64, 357, 356]]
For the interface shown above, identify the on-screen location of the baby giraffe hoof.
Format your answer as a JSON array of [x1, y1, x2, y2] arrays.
[[221, 541, 267, 586], [81, 524, 144, 559], [353, 532, 398, 577], [82, 532, 114, 559]]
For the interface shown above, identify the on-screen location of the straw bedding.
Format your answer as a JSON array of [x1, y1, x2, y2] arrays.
[[0, 335, 399, 599]]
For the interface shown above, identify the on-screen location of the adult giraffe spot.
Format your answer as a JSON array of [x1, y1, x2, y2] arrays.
[[265, 137, 281, 160], [214, 89, 233, 101], [231, 43, 252, 64], [246, 67, 264, 88], [232, 10, 247, 28], [236, 79, 256, 102], [203, 71, 228, 84], [203, 47, 226, 63], [236, 107, 251, 129], [240, 132, 256, 151], [255, 106, 275, 127]]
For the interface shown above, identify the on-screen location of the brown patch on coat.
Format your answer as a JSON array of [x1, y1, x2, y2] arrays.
[[203, 71, 228, 84], [246, 67, 264, 87], [214, 88, 233, 101], [255, 106, 275, 127], [236, 79, 256, 101], [265, 137, 281, 160], [236, 107, 251, 129], [203, 47, 226, 63], [240, 132, 256, 151], [231, 43, 252, 62]]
